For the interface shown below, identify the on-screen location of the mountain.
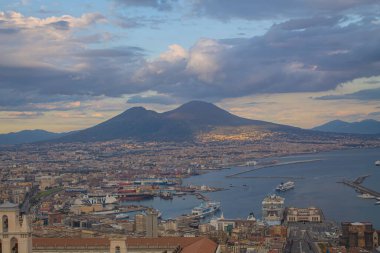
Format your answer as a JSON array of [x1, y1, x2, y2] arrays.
[[55, 101, 298, 142], [0, 130, 64, 145], [313, 119, 380, 134]]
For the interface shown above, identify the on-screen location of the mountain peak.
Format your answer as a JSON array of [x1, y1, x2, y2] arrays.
[[123, 106, 148, 113], [170, 100, 225, 115], [179, 100, 216, 108], [118, 106, 153, 118], [163, 100, 257, 127]]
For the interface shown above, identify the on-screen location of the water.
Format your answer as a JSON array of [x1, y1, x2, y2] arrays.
[[123, 148, 380, 227]]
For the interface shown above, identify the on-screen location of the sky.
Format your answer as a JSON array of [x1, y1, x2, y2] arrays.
[[1, 0, 380, 133]]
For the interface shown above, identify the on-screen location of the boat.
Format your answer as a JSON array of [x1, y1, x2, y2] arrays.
[[105, 195, 118, 204], [275, 181, 295, 192], [115, 213, 129, 219], [375, 201, 380, 205], [247, 212, 256, 221], [357, 193, 375, 199], [92, 209, 120, 215], [191, 201, 221, 218], [116, 192, 154, 201], [160, 191, 173, 200], [375, 160, 380, 166]]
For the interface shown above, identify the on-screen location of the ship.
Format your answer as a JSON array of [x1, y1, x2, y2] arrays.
[[133, 178, 176, 186], [115, 212, 130, 219], [275, 181, 295, 192], [357, 193, 375, 199], [247, 212, 256, 221], [191, 201, 221, 218], [92, 209, 120, 215], [116, 191, 154, 201], [160, 191, 173, 200], [375, 160, 380, 166]]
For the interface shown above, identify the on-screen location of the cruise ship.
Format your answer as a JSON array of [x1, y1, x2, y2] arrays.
[[191, 201, 221, 218], [275, 181, 295, 192]]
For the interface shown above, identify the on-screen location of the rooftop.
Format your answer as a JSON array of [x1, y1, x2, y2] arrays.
[[0, 201, 19, 210], [32, 237, 218, 253]]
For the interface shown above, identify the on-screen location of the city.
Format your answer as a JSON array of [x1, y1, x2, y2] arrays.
[[1, 0, 380, 253], [1, 134, 380, 252]]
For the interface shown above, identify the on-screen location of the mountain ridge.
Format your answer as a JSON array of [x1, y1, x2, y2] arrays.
[[3, 101, 371, 145], [313, 119, 380, 134], [0, 129, 64, 145], [53, 101, 299, 142]]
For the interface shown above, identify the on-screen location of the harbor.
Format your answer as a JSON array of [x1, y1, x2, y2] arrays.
[[182, 148, 380, 227], [53, 148, 380, 227]]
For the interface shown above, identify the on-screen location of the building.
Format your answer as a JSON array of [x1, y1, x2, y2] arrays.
[[262, 195, 285, 226], [134, 213, 146, 234], [341, 222, 376, 250], [145, 210, 158, 238], [0, 202, 219, 253], [32, 237, 219, 253], [285, 207, 323, 223], [0, 202, 33, 253], [38, 176, 56, 191]]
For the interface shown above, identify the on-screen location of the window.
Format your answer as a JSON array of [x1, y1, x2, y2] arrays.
[[11, 238, 18, 253], [2, 216, 8, 233], [115, 246, 121, 253]]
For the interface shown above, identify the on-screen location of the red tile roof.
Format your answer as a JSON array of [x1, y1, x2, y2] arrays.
[[33, 238, 109, 248], [32, 236, 218, 253]]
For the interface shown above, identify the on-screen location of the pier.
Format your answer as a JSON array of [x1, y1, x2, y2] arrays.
[[194, 193, 209, 201], [226, 159, 322, 178], [231, 176, 304, 180], [339, 175, 380, 198]]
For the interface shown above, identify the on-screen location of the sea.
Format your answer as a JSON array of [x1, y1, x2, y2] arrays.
[[123, 147, 380, 228]]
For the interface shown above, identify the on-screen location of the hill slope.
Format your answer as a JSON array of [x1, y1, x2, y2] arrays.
[[313, 119, 380, 134], [0, 130, 64, 145]]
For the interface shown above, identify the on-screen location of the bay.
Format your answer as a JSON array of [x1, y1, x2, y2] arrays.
[[124, 148, 380, 227]]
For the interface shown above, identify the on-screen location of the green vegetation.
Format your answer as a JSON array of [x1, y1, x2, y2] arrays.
[[31, 187, 63, 203]]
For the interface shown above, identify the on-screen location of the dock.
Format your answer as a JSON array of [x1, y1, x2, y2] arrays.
[[194, 193, 209, 201], [231, 176, 304, 180], [226, 159, 322, 178], [339, 175, 380, 198]]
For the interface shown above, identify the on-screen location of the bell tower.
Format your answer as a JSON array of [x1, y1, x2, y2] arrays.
[[0, 202, 32, 253]]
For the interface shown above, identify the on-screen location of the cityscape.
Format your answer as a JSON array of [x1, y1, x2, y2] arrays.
[[1, 1, 380, 253]]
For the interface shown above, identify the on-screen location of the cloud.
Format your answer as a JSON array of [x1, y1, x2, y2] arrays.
[[368, 111, 380, 118], [113, 0, 177, 11], [0, 11, 106, 30], [0, 11, 145, 109], [2, 10, 380, 111], [48, 20, 70, 30], [0, 111, 44, 119], [315, 88, 380, 101], [130, 15, 380, 99], [190, 0, 380, 20], [127, 93, 179, 105], [277, 16, 343, 30]]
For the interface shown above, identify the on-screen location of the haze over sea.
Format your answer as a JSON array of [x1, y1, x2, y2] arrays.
[[125, 148, 380, 227]]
